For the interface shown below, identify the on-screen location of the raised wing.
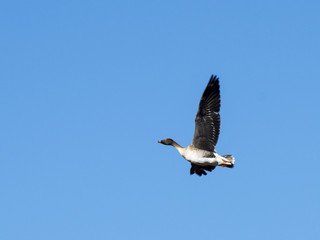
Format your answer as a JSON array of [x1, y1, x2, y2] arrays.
[[191, 75, 221, 152]]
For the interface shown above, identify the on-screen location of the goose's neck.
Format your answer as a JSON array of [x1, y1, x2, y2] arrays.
[[171, 140, 184, 155]]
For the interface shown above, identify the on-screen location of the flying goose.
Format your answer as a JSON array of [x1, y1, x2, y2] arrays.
[[158, 75, 235, 176]]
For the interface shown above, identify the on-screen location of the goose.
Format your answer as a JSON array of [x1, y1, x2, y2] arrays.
[[158, 75, 235, 176]]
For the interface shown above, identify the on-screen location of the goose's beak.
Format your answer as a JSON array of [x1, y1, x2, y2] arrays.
[[158, 140, 162, 143]]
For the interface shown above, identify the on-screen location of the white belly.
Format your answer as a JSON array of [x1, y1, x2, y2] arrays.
[[182, 149, 219, 166]]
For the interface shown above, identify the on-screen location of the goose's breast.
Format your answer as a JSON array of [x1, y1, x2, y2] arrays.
[[182, 148, 217, 165], [183, 149, 204, 161]]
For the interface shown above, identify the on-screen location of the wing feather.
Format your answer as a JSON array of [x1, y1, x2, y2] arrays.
[[191, 75, 221, 152]]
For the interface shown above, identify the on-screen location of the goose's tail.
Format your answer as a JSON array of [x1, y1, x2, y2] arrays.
[[222, 155, 235, 168]]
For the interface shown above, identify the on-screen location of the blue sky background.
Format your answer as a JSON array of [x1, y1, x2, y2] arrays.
[[1, 0, 320, 239]]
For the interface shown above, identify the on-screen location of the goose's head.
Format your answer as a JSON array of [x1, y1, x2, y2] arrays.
[[158, 138, 174, 145]]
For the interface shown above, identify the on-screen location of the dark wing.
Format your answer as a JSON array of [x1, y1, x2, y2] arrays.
[[190, 163, 216, 176], [191, 75, 220, 152]]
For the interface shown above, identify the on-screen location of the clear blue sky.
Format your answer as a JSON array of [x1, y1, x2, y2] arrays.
[[1, 0, 319, 239]]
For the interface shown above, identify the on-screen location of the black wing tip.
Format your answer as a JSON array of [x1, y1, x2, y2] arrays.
[[207, 75, 220, 91], [203, 74, 220, 99], [209, 74, 219, 83]]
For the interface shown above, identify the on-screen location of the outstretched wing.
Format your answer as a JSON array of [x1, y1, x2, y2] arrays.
[[191, 75, 221, 152]]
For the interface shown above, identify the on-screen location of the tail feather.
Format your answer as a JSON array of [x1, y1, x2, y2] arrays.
[[222, 155, 235, 168]]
